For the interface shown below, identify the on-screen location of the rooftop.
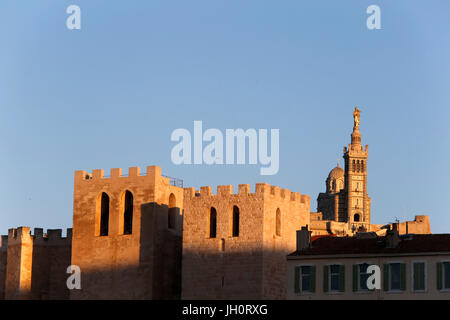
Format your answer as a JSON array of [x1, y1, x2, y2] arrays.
[[289, 233, 450, 257]]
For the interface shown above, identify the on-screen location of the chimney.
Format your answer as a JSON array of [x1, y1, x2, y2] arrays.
[[296, 225, 311, 251], [385, 224, 401, 248]]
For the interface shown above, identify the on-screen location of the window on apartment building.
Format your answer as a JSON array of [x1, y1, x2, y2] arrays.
[[294, 265, 316, 294], [209, 207, 217, 238], [330, 265, 341, 291], [232, 206, 239, 237], [384, 263, 406, 291], [99, 192, 110, 236], [390, 263, 401, 291], [275, 208, 281, 236], [412, 262, 426, 292], [168, 193, 177, 230], [353, 263, 370, 291], [324, 264, 345, 292], [437, 261, 450, 290], [123, 190, 133, 235]]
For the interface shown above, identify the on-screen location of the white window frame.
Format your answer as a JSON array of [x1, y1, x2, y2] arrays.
[[410, 260, 427, 293]]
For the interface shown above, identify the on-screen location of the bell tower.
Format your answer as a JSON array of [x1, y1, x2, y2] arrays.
[[343, 107, 371, 229]]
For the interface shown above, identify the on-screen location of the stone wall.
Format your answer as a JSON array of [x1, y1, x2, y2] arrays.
[[3, 227, 71, 300], [262, 186, 310, 299], [70, 165, 183, 299], [31, 228, 72, 299], [398, 215, 431, 235], [182, 183, 309, 299], [5, 227, 33, 299]]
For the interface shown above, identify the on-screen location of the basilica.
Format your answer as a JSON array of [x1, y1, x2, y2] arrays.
[[310, 107, 429, 237]]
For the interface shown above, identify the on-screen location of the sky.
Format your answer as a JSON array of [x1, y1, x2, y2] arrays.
[[0, 0, 449, 235]]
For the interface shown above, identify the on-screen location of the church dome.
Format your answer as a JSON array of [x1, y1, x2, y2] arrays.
[[328, 164, 344, 179]]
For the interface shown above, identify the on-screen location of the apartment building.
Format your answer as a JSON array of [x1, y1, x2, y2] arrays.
[[287, 226, 450, 299]]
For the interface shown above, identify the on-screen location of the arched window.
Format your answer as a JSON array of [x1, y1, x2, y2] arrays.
[[357, 160, 360, 172], [100, 193, 110, 236], [352, 160, 356, 172], [361, 160, 364, 172], [275, 208, 281, 236], [354, 213, 360, 222], [168, 193, 177, 229], [209, 207, 217, 238], [232, 206, 239, 237], [123, 190, 133, 235]]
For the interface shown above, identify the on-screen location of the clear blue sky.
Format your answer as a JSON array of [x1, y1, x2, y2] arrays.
[[0, 0, 449, 234]]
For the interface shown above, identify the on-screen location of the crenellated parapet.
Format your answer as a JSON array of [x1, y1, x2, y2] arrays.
[[269, 185, 310, 204], [75, 165, 164, 182], [182, 182, 311, 300], [74, 165, 184, 189], [7, 227, 33, 243], [184, 183, 309, 206], [3, 226, 72, 300], [6, 227, 72, 245]]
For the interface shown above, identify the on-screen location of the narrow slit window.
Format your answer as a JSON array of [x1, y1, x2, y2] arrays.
[[210, 207, 217, 238], [232, 206, 240, 237], [100, 193, 110, 236], [123, 191, 133, 235]]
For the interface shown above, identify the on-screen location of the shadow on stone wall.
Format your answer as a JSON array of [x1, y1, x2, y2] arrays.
[[2, 202, 291, 300], [181, 247, 290, 300], [69, 202, 182, 300]]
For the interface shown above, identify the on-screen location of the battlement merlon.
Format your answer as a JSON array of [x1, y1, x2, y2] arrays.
[[184, 187, 196, 198], [0, 235, 8, 249], [74, 165, 164, 184], [200, 186, 212, 196], [34, 228, 44, 238], [183, 183, 310, 204]]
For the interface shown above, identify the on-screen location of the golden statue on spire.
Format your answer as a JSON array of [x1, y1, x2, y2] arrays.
[[353, 106, 360, 128]]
